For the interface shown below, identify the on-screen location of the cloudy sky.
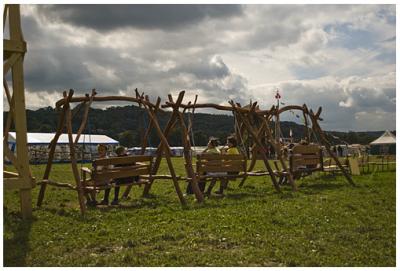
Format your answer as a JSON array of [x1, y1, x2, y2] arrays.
[[5, 4, 396, 131]]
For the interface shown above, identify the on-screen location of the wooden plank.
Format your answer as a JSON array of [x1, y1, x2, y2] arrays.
[[4, 177, 32, 190], [96, 164, 150, 173], [292, 144, 320, 154], [292, 158, 320, 166], [94, 155, 152, 166], [3, 39, 26, 54], [348, 157, 360, 176], [3, 52, 21, 76], [197, 159, 245, 167], [197, 153, 245, 161], [93, 167, 150, 181], [198, 173, 247, 179], [4, 170, 19, 178], [85, 180, 150, 190], [198, 163, 245, 173], [291, 154, 320, 159], [36, 180, 76, 190]]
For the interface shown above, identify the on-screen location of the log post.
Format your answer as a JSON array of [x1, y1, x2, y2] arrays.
[[37, 90, 73, 207], [65, 101, 86, 214]]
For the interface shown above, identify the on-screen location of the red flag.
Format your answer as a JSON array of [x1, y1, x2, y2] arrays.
[[275, 90, 281, 99]]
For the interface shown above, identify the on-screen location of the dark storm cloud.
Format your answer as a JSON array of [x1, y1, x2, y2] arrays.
[[36, 4, 243, 31]]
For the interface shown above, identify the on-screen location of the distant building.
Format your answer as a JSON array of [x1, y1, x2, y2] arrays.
[[127, 146, 185, 157], [7, 132, 119, 164], [369, 130, 396, 155]]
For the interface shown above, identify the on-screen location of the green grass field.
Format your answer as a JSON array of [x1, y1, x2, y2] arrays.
[[4, 158, 396, 267]]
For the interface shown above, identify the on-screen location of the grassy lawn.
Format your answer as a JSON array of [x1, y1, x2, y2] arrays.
[[3, 158, 396, 267]]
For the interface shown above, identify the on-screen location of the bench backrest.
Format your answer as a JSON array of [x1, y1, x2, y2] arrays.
[[289, 144, 323, 173], [196, 153, 247, 174], [92, 155, 153, 181]]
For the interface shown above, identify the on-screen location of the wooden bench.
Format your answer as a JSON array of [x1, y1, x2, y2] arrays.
[[195, 153, 247, 180], [81, 155, 153, 191], [289, 144, 323, 179]]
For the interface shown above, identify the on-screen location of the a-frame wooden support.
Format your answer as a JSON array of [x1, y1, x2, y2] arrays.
[[37, 89, 190, 214], [142, 91, 204, 203], [229, 102, 284, 192], [3, 4, 35, 219]]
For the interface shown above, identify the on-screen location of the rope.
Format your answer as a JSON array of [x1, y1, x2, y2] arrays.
[[188, 109, 196, 148], [87, 110, 93, 161], [142, 108, 151, 147], [233, 111, 248, 158]]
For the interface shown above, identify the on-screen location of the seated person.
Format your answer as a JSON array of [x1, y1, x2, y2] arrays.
[[211, 135, 240, 195], [186, 137, 220, 195], [86, 144, 111, 207], [100, 146, 139, 206]]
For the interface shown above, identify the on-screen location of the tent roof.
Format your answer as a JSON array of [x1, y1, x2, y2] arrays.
[[370, 130, 396, 145], [8, 132, 119, 145]]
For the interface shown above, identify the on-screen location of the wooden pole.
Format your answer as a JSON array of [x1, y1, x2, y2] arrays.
[[5, 5, 33, 218], [65, 102, 86, 214], [37, 90, 72, 207], [73, 89, 96, 145], [302, 105, 310, 142]]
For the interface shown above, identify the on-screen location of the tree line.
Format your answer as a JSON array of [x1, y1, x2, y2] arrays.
[[4, 105, 390, 147]]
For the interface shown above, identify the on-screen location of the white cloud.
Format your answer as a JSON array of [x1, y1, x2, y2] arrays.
[[16, 4, 396, 131]]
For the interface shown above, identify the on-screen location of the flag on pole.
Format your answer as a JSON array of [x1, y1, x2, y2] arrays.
[[275, 90, 281, 99]]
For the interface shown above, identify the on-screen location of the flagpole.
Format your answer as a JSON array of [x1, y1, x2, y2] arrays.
[[275, 89, 281, 159]]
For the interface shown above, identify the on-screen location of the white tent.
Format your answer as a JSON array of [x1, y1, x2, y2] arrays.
[[7, 132, 119, 164], [370, 130, 396, 145], [8, 132, 119, 145]]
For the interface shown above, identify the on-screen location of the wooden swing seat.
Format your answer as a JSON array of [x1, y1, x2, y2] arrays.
[[289, 144, 323, 175], [195, 153, 247, 181], [81, 155, 153, 191]]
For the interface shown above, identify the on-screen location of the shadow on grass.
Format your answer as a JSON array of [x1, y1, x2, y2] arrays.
[[3, 209, 35, 267], [225, 191, 268, 200], [298, 181, 347, 192]]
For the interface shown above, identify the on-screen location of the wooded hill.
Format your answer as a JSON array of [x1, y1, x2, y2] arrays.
[[4, 105, 389, 147]]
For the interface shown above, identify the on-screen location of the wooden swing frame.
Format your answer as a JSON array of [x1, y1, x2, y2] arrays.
[[36, 89, 206, 214], [238, 104, 355, 187], [158, 91, 354, 194]]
